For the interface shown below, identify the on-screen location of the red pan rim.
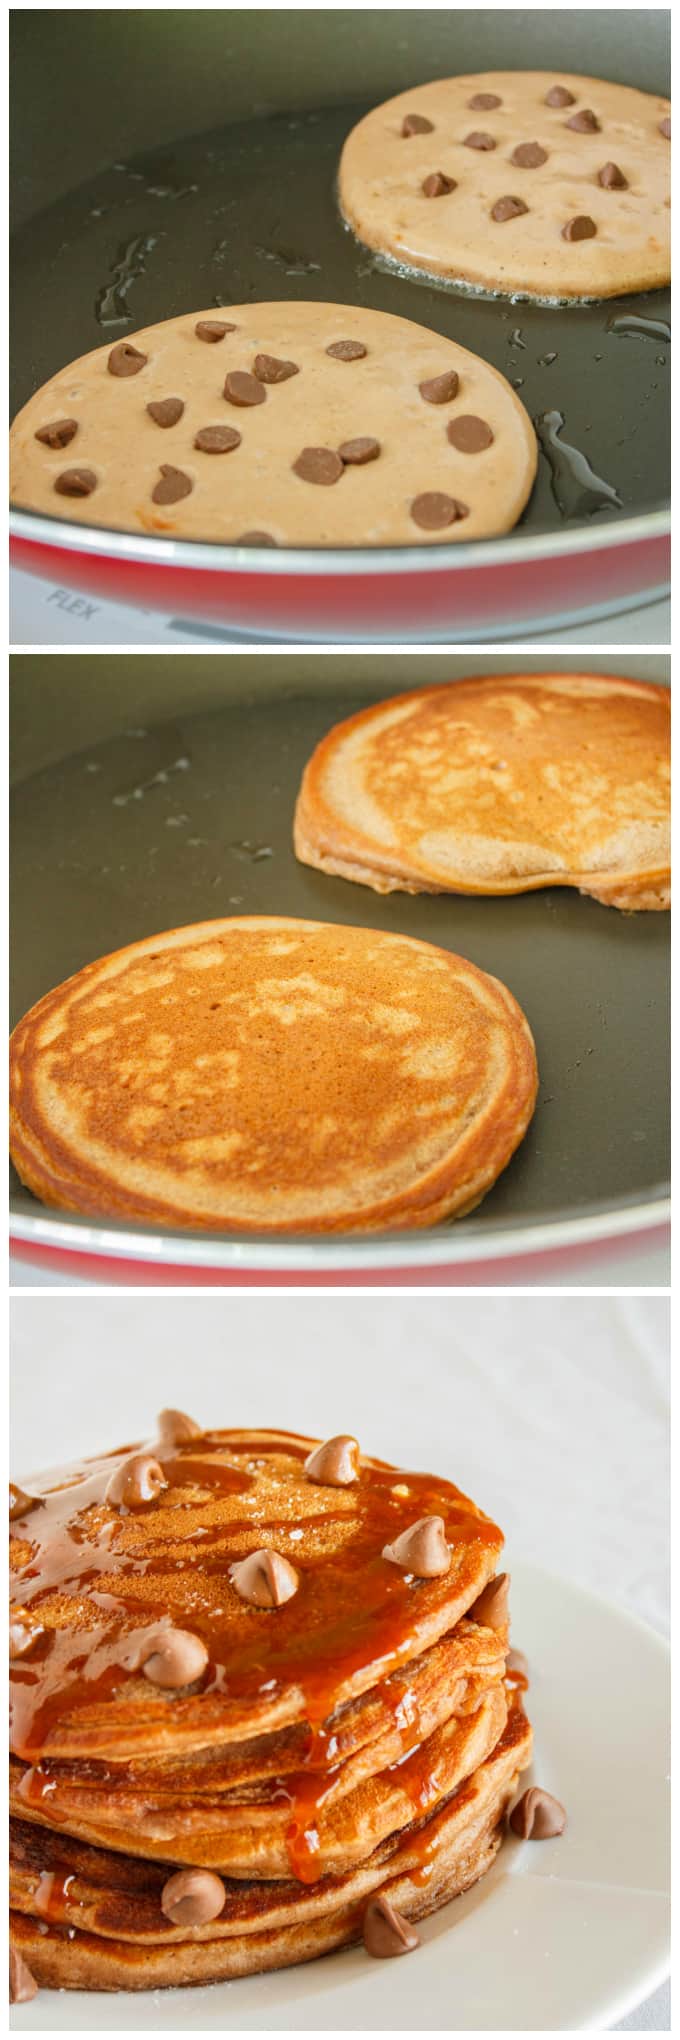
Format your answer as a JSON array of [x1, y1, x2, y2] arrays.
[[9, 504, 670, 579]]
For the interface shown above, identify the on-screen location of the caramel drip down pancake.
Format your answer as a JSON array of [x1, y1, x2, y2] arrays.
[[294, 676, 670, 910], [10, 1425, 532, 1990], [9, 916, 538, 1233]]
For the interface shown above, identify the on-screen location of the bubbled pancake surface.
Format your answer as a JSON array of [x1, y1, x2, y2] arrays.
[[9, 300, 537, 546], [339, 73, 671, 300], [294, 676, 670, 909], [10, 1423, 530, 1989], [9, 915, 538, 1233]]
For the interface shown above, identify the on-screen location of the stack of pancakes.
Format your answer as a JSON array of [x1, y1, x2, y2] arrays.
[[10, 1421, 531, 1992]]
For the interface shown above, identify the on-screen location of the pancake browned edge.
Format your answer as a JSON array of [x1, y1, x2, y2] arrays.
[[10, 1423, 532, 1992], [9, 916, 538, 1234], [294, 675, 670, 910]]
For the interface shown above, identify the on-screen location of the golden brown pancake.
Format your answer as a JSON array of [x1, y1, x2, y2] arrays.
[[9, 1423, 532, 1991], [294, 675, 670, 909], [9, 916, 538, 1233]]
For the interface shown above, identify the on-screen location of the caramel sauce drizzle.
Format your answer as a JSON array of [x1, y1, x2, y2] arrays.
[[10, 1430, 501, 1885]]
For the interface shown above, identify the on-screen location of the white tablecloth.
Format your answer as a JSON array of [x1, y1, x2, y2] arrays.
[[10, 1292, 669, 2025]]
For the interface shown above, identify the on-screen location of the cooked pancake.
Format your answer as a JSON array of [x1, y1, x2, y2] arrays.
[[9, 916, 538, 1233], [338, 73, 670, 301], [294, 675, 670, 910], [9, 1423, 532, 1991], [10, 300, 537, 545], [10, 1702, 531, 1989]]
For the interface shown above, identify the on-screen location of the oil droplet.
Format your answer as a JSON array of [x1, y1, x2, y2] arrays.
[[112, 757, 190, 807], [606, 313, 670, 343], [95, 233, 162, 328], [509, 328, 526, 349], [538, 352, 557, 366], [254, 244, 321, 277], [534, 411, 622, 518], [230, 841, 274, 862]]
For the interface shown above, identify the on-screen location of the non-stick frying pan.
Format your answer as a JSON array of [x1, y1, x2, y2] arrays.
[[9, 10, 670, 641], [9, 652, 670, 1282]]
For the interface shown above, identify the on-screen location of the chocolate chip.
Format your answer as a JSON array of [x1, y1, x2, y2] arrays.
[[141, 1627, 208, 1687], [293, 446, 344, 485], [161, 1870, 226, 1927], [545, 85, 575, 107], [10, 1483, 42, 1522], [194, 425, 242, 452], [157, 1408, 200, 1443], [54, 467, 97, 496], [562, 214, 597, 241], [422, 171, 456, 197], [195, 320, 236, 342], [151, 465, 193, 505], [223, 370, 266, 407], [254, 352, 300, 383], [598, 161, 628, 188], [9, 1607, 43, 1658], [108, 341, 147, 377], [147, 398, 185, 428], [491, 196, 529, 222], [411, 491, 469, 530], [659, 116, 671, 139], [338, 436, 380, 465], [305, 1435, 361, 1484], [231, 1548, 300, 1608], [383, 1514, 451, 1576], [566, 109, 600, 132], [326, 340, 367, 361], [511, 142, 548, 168], [105, 1453, 167, 1508], [402, 113, 434, 136], [419, 369, 459, 404], [363, 1895, 420, 1959], [237, 530, 278, 546], [468, 92, 502, 110], [447, 414, 494, 453], [35, 417, 78, 449], [469, 1571, 510, 1629], [464, 130, 497, 150], [9, 1947, 38, 2005], [509, 1787, 567, 1840]]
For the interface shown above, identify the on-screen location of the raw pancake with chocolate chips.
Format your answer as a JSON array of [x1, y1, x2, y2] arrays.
[[294, 675, 670, 910], [9, 915, 538, 1234], [9, 301, 537, 545], [10, 1421, 532, 1988], [339, 72, 670, 299]]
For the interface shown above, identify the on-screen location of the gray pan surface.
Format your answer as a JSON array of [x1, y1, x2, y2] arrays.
[[9, 654, 670, 1269], [10, 11, 670, 546]]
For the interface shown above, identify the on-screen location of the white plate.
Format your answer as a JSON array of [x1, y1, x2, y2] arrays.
[[12, 1563, 669, 2032]]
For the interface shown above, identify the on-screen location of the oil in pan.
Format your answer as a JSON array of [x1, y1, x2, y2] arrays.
[[10, 103, 670, 539]]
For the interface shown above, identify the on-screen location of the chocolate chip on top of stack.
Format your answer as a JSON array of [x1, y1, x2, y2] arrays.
[[339, 72, 670, 299], [10, 1422, 532, 1993], [10, 300, 537, 546]]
